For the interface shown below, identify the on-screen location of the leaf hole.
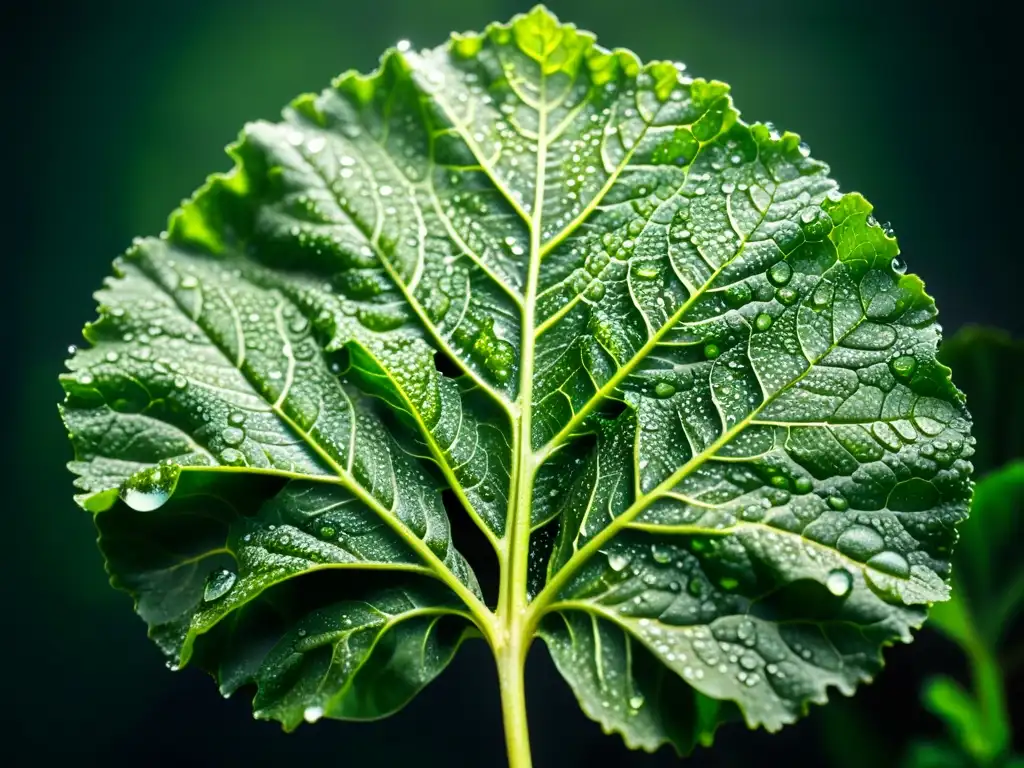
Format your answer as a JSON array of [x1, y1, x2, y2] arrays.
[[442, 489, 499, 607], [433, 350, 464, 380]]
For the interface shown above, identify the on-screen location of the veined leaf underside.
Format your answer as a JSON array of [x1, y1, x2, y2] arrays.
[[60, 5, 972, 755]]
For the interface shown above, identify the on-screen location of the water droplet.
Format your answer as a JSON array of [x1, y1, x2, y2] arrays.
[[220, 448, 244, 464], [776, 287, 798, 306], [629, 695, 645, 709], [867, 550, 910, 578], [180, 275, 198, 289], [890, 355, 917, 380], [229, 412, 246, 425], [607, 552, 630, 572], [768, 261, 792, 286], [826, 568, 853, 597], [654, 382, 676, 398], [306, 136, 326, 154], [173, 375, 188, 389], [836, 525, 885, 561], [651, 543, 673, 563], [794, 477, 813, 494], [67, 344, 78, 355], [396, 39, 411, 52], [891, 256, 907, 275], [303, 706, 324, 723], [703, 343, 721, 360], [221, 426, 245, 446], [634, 265, 658, 279], [319, 525, 337, 539], [827, 495, 848, 511], [755, 313, 773, 331], [203, 569, 237, 602]]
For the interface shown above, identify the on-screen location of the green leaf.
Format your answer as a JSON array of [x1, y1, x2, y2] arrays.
[[60, 6, 973, 762], [921, 675, 994, 760]]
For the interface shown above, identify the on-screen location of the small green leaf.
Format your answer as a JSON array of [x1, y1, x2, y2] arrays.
[[921, 675, 992, 759], [60, 5, 973, 761]]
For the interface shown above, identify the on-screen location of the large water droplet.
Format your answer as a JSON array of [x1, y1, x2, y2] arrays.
[[654, 382, 676, 398], [629, 694, 645, 709], [891, 256, 907, 275], [303, 706, 324, 723], [867, 550, 910, 578], [890, 355, 917, 380], [651, 543, 673, 563], [203, 569, 237, 602], [826, 568, 853, 597], [755, 313, 773, 331], [221, 426, 245, 446], [123, 486, 170, 511], [768, 261, 792, 286], [607, 552, 630, 572], [836, 525, 884, 561]]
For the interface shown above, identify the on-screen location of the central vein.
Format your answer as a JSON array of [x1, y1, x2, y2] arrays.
[[500, 58, 549, 645]]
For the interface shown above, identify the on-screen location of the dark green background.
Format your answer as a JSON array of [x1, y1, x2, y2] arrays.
[[5, 0, 1021, 764]]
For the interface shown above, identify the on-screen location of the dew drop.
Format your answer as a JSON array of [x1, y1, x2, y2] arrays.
[[755, 313, 773, 331], [634, 265, 658, 279], [221, 426, 245, 446], [867, 550, 910, 578], [203, 569, 237, 602], [826, 568, 853, 597], [607, 552, 630, 572], [651, 543, 673, 563], [303, 706, 324, 723], [768, 261, 792, 286], [776, 287, 798, 306], [629, 695, 645, 709], [654, 382, 676, 398], [123, 486, 170, 512], [889, 355, 917, 380], [836, 525, 885, 561], [827, 495, 848, 511], [703, 343, 721, 360], [891, 256, 907, 275]]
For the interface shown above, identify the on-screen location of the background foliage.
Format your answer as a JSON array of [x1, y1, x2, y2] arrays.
[[4, 0, 1021, 764]]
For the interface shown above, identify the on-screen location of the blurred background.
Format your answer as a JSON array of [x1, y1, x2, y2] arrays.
[[3, 0, 1021, 764]]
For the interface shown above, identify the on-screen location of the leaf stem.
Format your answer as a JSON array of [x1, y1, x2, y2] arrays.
[[496, 633, 533, 768]]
